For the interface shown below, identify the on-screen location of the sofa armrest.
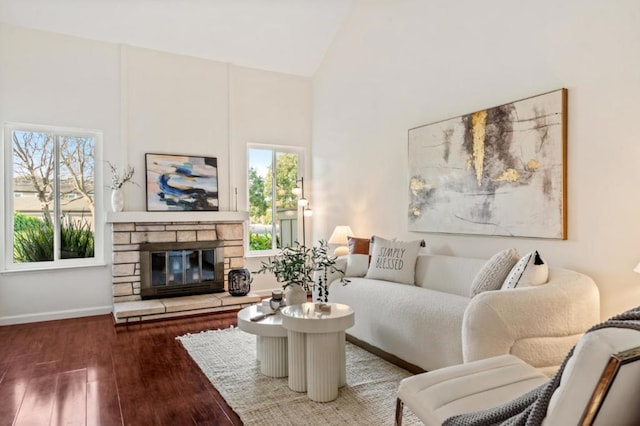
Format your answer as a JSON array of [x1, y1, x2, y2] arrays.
[[462, 269, 600, 373], [311, 255, 347, 301]]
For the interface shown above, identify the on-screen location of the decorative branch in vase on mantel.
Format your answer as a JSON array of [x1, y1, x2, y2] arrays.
[[107, 161, 137, 212]]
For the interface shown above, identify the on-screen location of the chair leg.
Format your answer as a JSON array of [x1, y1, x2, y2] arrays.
[[395, 398, 404, 426]]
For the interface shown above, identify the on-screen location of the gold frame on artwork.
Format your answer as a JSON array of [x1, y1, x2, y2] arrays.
[[408, 88, 567, 239]]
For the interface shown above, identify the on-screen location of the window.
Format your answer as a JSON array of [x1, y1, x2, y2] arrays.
[[248, 146, 303, 253], [3, 123, 102, 270]]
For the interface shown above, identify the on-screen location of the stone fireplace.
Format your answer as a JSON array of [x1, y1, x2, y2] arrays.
[[107, 212, 260, 323], [110, 218, 245, 304]]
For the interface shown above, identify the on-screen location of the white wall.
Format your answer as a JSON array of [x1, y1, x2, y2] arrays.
[[228, 65, 312, 292], [0, 24, 120, 324], [0, 23, 311, 324], [312, 0, 640, 319], [123, 46, 232, 211]]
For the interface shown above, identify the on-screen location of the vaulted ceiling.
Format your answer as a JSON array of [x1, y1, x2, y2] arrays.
[[0, 0, 353, 76]]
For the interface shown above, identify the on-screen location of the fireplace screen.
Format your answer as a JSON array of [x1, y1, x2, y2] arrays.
[[140, 241, 224, 299]]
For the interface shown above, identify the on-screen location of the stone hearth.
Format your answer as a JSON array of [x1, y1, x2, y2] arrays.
[[112, 293, 259, 324]]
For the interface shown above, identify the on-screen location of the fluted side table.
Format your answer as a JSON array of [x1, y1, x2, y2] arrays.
[[237, 305, 288, 378], [280, 302, 355, 402]]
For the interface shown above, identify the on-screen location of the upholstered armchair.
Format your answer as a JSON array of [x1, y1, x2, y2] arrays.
[[396, 322, 640, 425]]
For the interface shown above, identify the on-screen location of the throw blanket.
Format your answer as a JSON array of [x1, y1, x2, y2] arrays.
[[443, 306, 640, 426]]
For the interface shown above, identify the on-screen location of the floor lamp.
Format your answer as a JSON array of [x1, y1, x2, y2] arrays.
[[293, 177, 313, 246]]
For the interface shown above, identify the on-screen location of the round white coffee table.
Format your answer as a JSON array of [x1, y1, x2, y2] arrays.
[[237, 305, 288, 378], [280, 302, 355, 402]]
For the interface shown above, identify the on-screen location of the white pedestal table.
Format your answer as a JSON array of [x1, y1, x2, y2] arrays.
[[280, 302, 355, 402], [237, 305, 288, 378]]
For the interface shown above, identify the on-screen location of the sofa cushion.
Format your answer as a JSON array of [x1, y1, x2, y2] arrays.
[[415, 254, 487, 297], [345, 254, 369, 277], [397, 354, 548, 425], [365, 236, 422, 285], [328, 277, 470, 371], [469, 248, 519, 297], [348, 236, 371, 255], [345, 236, 371, 277], [502, 251, 549, 289]]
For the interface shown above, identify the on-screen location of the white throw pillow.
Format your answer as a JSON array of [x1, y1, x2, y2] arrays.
[[502, 251, 549, 289], [345, 254, 369, 277], [469, 248, 519, 297], [365, 236, 423, 285]]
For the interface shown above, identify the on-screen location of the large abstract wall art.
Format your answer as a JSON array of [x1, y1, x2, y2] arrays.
[[408, 89, 567, 239], [145, 153, 219, 211]]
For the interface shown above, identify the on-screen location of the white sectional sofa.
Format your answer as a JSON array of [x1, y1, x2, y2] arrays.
[[320, 253, 600, 375]]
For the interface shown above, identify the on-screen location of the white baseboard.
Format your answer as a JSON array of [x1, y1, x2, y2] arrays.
[[0, 305, 113, 326]]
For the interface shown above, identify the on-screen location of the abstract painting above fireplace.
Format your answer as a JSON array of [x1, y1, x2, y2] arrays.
[[145, 153, 219, 211]]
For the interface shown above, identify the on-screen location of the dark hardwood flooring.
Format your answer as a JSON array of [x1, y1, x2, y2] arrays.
[[0, 312, 243, 425]]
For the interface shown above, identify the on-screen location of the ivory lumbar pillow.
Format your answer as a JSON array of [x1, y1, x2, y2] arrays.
[[345, 254, 369, 277], [365, 236, 423, 285], [469, 248, 519, 297], [502, 251, 549, 289]]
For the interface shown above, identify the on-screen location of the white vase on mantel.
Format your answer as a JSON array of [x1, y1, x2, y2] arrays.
[[111, 188, 124, 212], [285, 284, 307, 306]]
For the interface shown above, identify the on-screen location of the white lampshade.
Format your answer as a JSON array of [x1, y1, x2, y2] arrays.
[[328, 225, 353, 256], [298, 198, 308, 207], [303, 207, 313, 217], [634, 262, 640, 274]]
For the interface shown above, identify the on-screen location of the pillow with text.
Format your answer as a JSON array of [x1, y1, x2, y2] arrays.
[[365, 236, 423, 285]]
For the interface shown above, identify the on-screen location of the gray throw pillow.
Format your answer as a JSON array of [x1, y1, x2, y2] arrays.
[[469, 248, 519, 297]]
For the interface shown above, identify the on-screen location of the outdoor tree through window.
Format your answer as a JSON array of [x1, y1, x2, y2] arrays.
[[5, 125, 98, 267], [248, 147, 301, 253]]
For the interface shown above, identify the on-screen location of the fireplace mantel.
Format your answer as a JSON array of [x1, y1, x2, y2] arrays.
[[106, 211, 249, 224]]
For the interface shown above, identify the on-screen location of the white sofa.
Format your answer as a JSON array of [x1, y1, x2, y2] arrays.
[[320, 253, 600, 375]]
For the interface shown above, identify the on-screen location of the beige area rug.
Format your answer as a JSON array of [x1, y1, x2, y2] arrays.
[[177, 327, 422, 425]]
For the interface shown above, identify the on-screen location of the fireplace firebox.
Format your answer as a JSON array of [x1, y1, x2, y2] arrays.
[[140, 241, 225, 299]]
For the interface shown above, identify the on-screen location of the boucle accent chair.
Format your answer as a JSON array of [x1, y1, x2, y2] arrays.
[[395, 317, 640, 425], [320, 253, 600, 375]]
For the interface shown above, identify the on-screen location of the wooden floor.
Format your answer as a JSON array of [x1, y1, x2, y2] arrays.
[[0, 312, 243, 426]]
